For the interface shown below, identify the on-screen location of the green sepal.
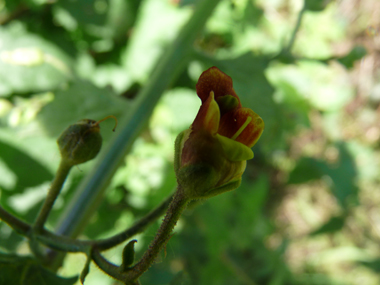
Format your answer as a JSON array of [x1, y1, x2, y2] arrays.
[[57, 119, 103, 166], [176, 163, 219, 200], [120, 240, 137, 272], [174, 129, 190, 174], [216, 134, 254, 161], [204, 179, 241, 199]]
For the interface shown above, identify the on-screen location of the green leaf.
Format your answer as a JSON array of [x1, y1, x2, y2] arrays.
[[310, 215, 346, 236], [328, 143, 358, 208], [359, 259, 380, 272], [0, 253, 78, 285], [288, 157, 325, 184], [336, 45, 367, 69], [304, 0, 331, 12], [0, 224, 25, 251], [289, 143, 358, 208], [242, 0, 263, 27], [0, 23, 72, 96], [38, 79, 130, 137], [83, 192, 125, 238], [0, 139, 52, 194]]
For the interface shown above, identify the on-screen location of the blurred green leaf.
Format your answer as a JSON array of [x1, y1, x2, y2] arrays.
[[38, 79, 129, 137], [83, 192, 124, 239], [242, 0, 263, 27], [0, 139, 52, 194], [310, 215, 346, 236], [55, 0, 107, 27], [0, 23, 72, 96], [328, 143, 358, 207], [305, 0, 331, 12], [0, 252, 78, 285], [273, 80, 311, 127], [4, 0, 23, 12], [336, 45, 367, 69], [359, 259, 380, 272], [288, 157, 325, 184], [168, 271, 191, 285], [0, 224, 24, 251], [289, 143, 358, 208]]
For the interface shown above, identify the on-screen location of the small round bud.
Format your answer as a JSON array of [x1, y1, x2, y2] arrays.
[[57, 116, 118, 166]]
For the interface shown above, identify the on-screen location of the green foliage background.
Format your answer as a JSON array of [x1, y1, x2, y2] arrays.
[[0, 0, 379, 284]]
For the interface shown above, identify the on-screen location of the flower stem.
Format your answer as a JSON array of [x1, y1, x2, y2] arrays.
[[286, 1, 306, 52], [33, 159, 73, 233], [126, 187, 189, 282]]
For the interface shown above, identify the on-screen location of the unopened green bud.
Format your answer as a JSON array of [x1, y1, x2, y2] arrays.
[[57, 116, 117, 166], [120, 240, 137, 272]]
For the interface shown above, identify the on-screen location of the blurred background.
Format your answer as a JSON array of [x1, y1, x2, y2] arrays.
[[0, 0, 379, 284]]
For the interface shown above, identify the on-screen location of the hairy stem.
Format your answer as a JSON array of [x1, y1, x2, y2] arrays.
[[126, 188, 189, 282], [33, 159, 73, 233]]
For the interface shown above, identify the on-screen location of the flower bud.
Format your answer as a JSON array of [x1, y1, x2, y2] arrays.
[[57, 116, 117, 166], [174, 67, 264, 200], [120, 240, 137, 272]]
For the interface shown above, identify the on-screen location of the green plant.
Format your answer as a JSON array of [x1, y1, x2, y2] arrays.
[[0, 0, 376, 284]]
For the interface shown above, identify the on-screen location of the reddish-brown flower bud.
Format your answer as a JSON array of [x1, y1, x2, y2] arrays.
[[175, 67, 264, 200]]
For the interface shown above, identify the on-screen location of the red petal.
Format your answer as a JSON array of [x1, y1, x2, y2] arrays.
[[196, 67, 241, 108], [218, 108, 264, 148]]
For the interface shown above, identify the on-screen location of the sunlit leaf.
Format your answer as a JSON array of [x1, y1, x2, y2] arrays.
[[0, 24, 72, 96], [38, 79, 129, 137]]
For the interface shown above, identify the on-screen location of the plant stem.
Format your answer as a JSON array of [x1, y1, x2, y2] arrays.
[[33, 159, 73, 233], [91, 249, 126, 281], [285, 1, 306, 52], [125, 188, 189, 282], [0, 192, 173, 255], [0, 205, 30, 235], [39, 194, 174, 253], [94, 194, 173, 250]]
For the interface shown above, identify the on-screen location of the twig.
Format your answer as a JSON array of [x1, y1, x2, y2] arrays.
[[0, 193, 173, 253], [285, 1, 307, 52], [0, 205, 30, 235]]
